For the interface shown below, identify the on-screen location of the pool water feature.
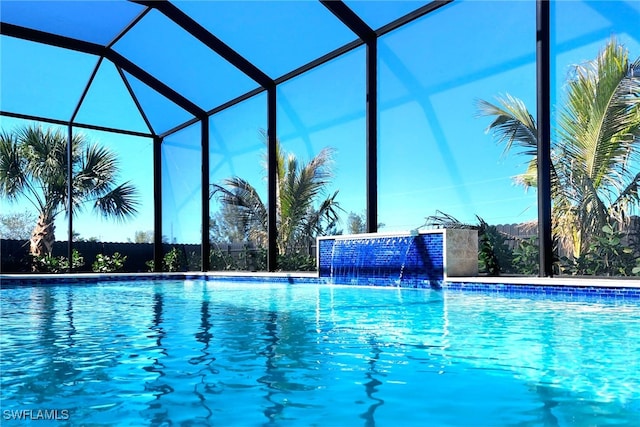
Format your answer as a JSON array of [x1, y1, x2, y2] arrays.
[[326, 235, 428, 285], [1, 280, 638, 426], [318, 230, 478, 288]]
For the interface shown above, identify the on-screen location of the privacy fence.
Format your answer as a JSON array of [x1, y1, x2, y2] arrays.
[[494, 217, 639, 257], [2, 218, 637, 274]]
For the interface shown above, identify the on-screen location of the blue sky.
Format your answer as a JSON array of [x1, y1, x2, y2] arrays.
[[1, 0, 639, 244]]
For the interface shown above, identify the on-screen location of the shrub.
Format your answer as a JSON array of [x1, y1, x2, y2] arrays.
[[209, 245, 267, 271], [146, 247, 187, 272], [33, 249, 84, 273], [476, 218, 513, 276], [164, 247, 186, 272], [186, 250, 201, 271], [560, 224, 640, 276], [277, 252, 316, 271], [210, 246, 236, 271], [511, 237, 539, 275], [92, 252, 127, 273]]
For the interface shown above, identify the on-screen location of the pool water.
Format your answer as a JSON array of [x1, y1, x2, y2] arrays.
[[1, 280, 639, 426]]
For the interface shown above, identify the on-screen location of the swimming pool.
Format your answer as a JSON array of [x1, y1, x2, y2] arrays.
[[1, 279, 639, 426]]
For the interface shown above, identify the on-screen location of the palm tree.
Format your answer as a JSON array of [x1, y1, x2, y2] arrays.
[[0, 124, 139, 258], [477, 38, 640, 259], [210, 137, 341, 257]]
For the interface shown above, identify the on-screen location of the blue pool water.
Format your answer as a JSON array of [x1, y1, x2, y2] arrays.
[[1, 280, 639, 426]]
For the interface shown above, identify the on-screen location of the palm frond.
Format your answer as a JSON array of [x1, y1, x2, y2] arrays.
[[560, 38, 640, 190], [259, 129, 286, 182], [279, 153, 299, 220], [513, 158, 538, 189], [299, 191, 343, 237], [211, 178, 268, 236], [609, 172, 640, 223], [93, 181, 140, 221], [0, 130, 28, 200], [18, 125, 67, 182], [597, 63, 640, 188], [476, 94, 538, 158], [75, 143, 119, 198], [423, 210, 477, 229], [0, 124, 140, 244], [314, 190, 342, 229]]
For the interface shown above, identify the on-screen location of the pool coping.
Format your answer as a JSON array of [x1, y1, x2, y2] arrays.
[[1, 271, 638, 288], [2, 272, 639, 298]]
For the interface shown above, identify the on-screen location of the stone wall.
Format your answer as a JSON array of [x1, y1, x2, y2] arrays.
[[443, 229, 479, 277]]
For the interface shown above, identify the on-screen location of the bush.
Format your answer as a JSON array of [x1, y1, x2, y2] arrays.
[[476, 219, 513, 276], [92, 252, 127, 273], [165, 247, 187, 272], [33, 249, 84, 273], [208, 245, 267, 271], [146, 247, 187, 272], [511, 237, 539, 275], [560, 224, 640, 276], [277, 252, 316, 271], [186, 250, 201, 271], [209, 246, 237, 271]]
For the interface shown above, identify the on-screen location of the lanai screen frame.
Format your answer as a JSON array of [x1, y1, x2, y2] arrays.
[[0, 0, 554, 276]]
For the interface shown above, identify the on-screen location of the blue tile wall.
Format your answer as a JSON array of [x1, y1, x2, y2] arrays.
[[444, 281, 640, 300], [318, 239, 335, 277], [318, 233, 444, 288]]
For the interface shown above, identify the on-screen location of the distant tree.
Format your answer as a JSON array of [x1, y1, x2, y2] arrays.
[[346, 211, 366, 234], [209, 205, 248, 243], [345, 211, 385, 234], [78, 236, 100, 242], [0, 211, 36, 240], [0, 125, 139, 258], [72, 231, 99, 242], [130, 230, 154, 244]]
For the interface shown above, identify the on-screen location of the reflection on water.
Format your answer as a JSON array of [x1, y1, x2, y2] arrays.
[[259, 311, 284, 423], [360, 334, 385, 427], [142, 290, 172, 425], [0, 281, 639, 426]]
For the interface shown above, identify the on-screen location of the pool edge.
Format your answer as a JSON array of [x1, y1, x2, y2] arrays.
[[1, 272, 639, 298]]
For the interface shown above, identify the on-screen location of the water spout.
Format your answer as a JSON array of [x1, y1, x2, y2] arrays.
[[398, 236, 415, 284]]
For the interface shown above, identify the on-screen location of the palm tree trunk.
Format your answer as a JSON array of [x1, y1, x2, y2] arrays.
[[30, 213, 55, 258]]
